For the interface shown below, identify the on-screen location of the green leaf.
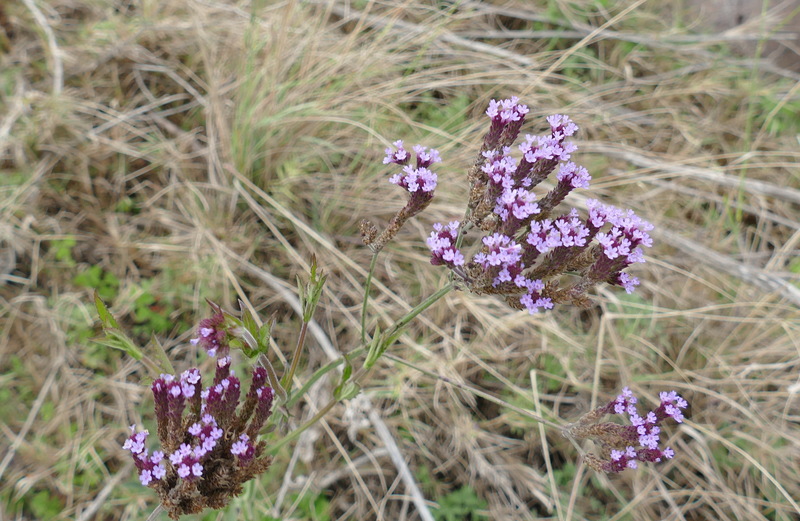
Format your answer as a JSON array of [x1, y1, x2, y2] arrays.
[[240, 300, 259, 339], [257, 319, 274, 356], [94, 291, 120, 329]]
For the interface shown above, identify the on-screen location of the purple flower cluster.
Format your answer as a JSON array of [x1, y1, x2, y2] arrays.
[[123, 356, 272, 487], [484, 96, 530, 148], [601, 387, 687, 472], [190, 312, 228, 357], [362, 141, 444, 253], [122, 429, 166, 485], [384, 141, 440, 200], [567, 387, 688, 474], [123, 315, 275, 518], [422, 97, 653, 313], [427, 221, 464, 267]]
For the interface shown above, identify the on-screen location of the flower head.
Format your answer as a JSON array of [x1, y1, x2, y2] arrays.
[[427, 221, 465, 268], [421, 99, 653, 315], [190, 312, 228, 357], [124, 313, 276, 518], [567, 387, 687, 474], [389, 165, 437, 194]]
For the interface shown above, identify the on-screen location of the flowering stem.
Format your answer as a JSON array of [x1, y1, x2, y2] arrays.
[[145, 504, 163, 521], [284, 347, 366, 409], [272, 283, 455, 453], [267, 397, 338, 455], [383, 353, 561, 430], [454, 218, 474, 250], [281, 320, 309, 389], [381, 282, 454, 347], [360, 251, 380, 344], [258, 353, 287, 402]]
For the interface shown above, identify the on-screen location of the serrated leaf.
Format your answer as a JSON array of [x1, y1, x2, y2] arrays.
[[240, 301, 259, 339], [342, 359, 352, 382], [334, 382, 360, 401], [147, 333, 175, 375], [94, 291, 119, 329]]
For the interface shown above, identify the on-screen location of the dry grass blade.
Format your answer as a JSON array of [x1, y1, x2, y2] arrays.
[[2, 0, 799, 519]]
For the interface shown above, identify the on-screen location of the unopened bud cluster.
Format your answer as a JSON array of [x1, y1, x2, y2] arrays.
[[122, 312, 274, 519], [423, 97, 653, 313], [564, 387, 688, 473]]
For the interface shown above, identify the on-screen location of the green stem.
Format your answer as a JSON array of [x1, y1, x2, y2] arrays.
[[454, 217, 473, 250], [284, 347, 366, 408], [383, 353, 561, 430], [258, 353, 287, 402], [281, 320, 309, 389], [360, 252, 380, 344], [271, 283, 455, 451], [267, 398, 338, 455], [382, 282, 454, 346]]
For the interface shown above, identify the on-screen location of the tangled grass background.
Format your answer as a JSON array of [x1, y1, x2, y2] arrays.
[[1, 1, 799, 519]]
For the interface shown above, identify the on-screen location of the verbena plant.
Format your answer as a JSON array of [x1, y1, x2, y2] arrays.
[[97, 97, 687, 519]]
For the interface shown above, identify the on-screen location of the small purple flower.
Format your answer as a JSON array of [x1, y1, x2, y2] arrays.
[[659, 391, 688, 423], [613, 386, 638, 415], [190, 312, 228, 357], [586, 199, 622, 229], [607, 446, 639, 472], [474, 234, 522, 270], [123, 426, 148, 455], [519, 134, 561, 164], [427, 222, 464, 268], [494, 188, 539, 223], [180, 368, 201, 398], [552, 210, 590, 248], [383, 140, 409, 165], [472, 233, 524, 287], [547, 114, 579, 140], [486, 97, 529, 122], [483, 149, 516, 180], [484, 97, 530, 149], [231, 433, 255, 463], [526, 219, 561, 254], [617, 272, 640, 294], [518, 278, 553, 314], [555, 162, 591, 189], [412, 144, 442, 168], [123, 427, 168, 486], [389, 165, 438, 194], [596, 228, 631, 260]]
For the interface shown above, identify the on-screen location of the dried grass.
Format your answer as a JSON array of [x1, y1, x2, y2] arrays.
[[1, 0, 799, 520]]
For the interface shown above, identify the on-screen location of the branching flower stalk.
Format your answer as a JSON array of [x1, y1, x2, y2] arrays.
[[360, 143, 443, 342], [122, 334, 275, 519], [564, 387, 688, 472], [363, 96, 685, 474], [107, 95, 690, 520], [424, 97, 653, 315]]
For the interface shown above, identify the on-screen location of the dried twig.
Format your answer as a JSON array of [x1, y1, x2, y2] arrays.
[[20, 0, 63, 94]]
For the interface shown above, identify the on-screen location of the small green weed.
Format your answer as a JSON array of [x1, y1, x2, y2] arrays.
[[131, 279, 173, 335], [433, 485, 488, 521], [27, 490, 63, 521], [409, 93, 471, 134], [73, 265, 119, 300], [284, 490, 331, 521], [51, 237, 77, 267]]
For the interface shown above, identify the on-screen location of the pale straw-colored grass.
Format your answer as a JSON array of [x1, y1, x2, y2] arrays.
[[1, 0, 798, 519]]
